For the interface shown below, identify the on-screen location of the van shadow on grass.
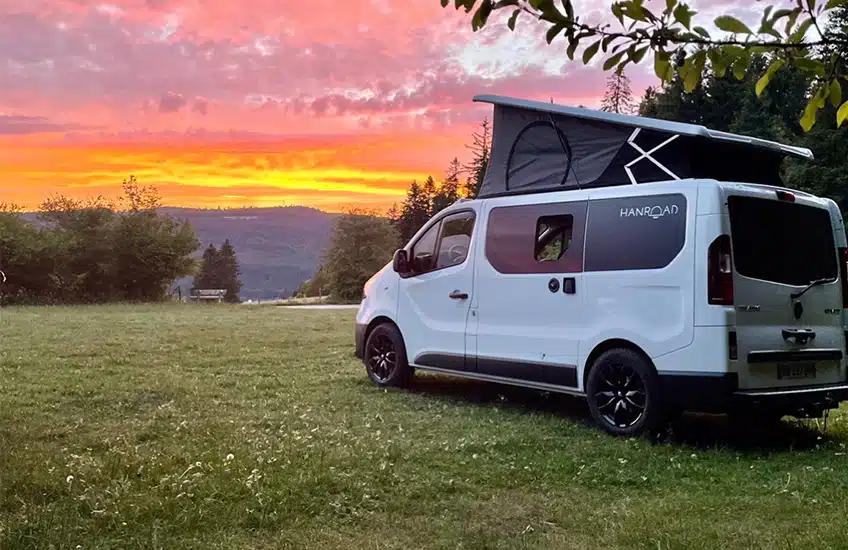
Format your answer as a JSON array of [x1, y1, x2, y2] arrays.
[[400, 372, 834, 454]]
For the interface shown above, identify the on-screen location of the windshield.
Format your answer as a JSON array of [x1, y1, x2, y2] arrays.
[[727, 195, 838, 287]]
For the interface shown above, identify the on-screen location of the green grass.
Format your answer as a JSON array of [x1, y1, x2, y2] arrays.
[[3, 304, 848, 549]]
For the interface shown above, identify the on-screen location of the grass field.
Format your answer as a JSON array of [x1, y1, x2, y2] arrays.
[[3, 304, 848, 549]]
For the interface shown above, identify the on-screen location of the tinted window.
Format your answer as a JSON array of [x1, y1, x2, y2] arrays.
[[486, 201, 587, 274], [535, 215, 573, 261], [410, 221, 440, 273], [728, 196, 837, 286], [436, 211, 475, 269], [584, 193, 686, 271]]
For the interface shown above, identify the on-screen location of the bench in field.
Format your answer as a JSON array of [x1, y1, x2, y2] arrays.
[[189, 289, 227, 303]]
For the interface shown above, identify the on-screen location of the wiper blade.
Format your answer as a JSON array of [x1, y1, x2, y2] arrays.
[[791, 277, 835, 300]]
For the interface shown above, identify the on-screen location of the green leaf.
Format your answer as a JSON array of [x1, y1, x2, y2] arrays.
[[719, 44, 745, 61], [673, 4, 694, 29], [837, 100, 848, 128], [666, 0, 677, 12], [582, 39, 602, 64], [546, 22, 566, 43], [826, 0, 848, 9], [830, 79, 843, 107], [624, 2, 650, 23], [806, 0, 816, 10], [602, 35, 616, 52], [561, 0, 574, 19], [789, 18, 814, 42], [785, 8, 801, 34], [732, 53, 750, 80], [611, 3, 625, 25], [714, 15, 752, 34], [507, 9, 520, 30], [756, 59, 784, 96], [682, 50, 706, 92], [603, 51, 626, 71], [772, 8, 794, 21], [456, 0, 475, 12], [471, 0, 492, 30], [441, 0, 449, 7], [693, 26, 710, 38], [566, 39, 579, 60], [708, 49, 731, 78], [630, 45, 649, 64], [801, 97, 821, 132], [654, 50, 673, 81], [794, 57, 827, 76]]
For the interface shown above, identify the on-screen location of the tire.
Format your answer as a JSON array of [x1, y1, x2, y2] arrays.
[[585, 348, 664, 437], [363, 323, 412, 388]]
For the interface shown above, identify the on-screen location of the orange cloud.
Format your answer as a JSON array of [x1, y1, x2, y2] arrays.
[[0, 129, 471, 212]]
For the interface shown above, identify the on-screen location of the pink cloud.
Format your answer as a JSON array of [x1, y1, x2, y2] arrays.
[[1, 0, 752, 144]]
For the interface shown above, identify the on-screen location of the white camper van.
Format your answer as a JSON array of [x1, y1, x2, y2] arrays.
[[354, 94, 848, 437]]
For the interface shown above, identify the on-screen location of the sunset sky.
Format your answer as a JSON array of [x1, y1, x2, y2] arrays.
[[0, 0, 761, 213]]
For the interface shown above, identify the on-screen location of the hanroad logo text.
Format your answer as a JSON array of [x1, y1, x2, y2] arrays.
[[619, 204, 680, 220]]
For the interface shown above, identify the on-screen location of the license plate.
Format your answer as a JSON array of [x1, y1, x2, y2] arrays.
[[777, 362, 816, 380]]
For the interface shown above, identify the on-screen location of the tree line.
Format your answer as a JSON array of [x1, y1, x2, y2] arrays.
[[0, 177, 243, 305]]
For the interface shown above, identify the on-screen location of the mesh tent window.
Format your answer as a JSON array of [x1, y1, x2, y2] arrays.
[[506, 121, 573, 191]]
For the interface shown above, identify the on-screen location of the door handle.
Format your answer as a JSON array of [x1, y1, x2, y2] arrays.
[[449, 290, 468, 300]]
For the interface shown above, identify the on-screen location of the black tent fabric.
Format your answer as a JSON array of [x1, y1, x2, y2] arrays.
[[475, 95, 812, 199]]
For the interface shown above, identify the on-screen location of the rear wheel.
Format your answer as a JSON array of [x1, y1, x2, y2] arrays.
[[586, 348, 664, 437], [364, 323, 412, 388]]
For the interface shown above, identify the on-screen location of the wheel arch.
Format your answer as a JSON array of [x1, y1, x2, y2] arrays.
[[364, 315, 401, 346], [582, 338, 657, 390]]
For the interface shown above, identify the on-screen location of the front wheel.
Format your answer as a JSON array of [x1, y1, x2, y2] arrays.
[[364, 323, 412, 388], [586, 348, 664, 437]]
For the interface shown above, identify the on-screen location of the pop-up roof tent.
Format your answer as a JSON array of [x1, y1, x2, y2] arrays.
[[474, 94, 813, 199]]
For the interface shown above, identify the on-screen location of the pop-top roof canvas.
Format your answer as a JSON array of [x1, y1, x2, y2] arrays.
[[474, 95, 813, 199]]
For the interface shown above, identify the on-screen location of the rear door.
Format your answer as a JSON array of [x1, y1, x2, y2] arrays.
[[727, 187, 846, 389]]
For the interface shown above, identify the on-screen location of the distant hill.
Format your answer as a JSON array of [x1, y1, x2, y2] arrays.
[[161, 207, 337, 300], [21, 206, 337, 301]]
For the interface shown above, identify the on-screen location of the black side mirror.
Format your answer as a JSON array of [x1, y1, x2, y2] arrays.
[[392, 249, 409, 274]]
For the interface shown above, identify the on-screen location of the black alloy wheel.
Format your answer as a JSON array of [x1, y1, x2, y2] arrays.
[[586, 348, 663, 437], [364, 323, 412, 388]]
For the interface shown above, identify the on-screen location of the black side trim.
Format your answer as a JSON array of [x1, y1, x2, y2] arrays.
[[477, 357, 578, 387], [659, 372, 738, 413], [415, 353, 471, 372], [747, 349, 843, 364], [413, 353, 578, 387]]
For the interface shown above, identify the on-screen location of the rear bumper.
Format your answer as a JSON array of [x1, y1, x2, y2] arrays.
[[354, 322, 367, 360], [731, 383, 848, 416], [660, 372, 848, 416]]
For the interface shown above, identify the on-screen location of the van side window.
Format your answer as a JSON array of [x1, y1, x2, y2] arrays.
[[486, 201, 587, 274], [436, 211, 475, 269], [410, 221, 441, 273], [535, 215, 573, 261]]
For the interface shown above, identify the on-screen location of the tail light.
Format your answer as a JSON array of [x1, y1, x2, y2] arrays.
[[708, 234, 734, 305], [840, 247, 848, 308]]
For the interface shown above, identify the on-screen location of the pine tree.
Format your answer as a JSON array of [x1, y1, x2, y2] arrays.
[[396, 181, 432, 244], [463, 118, 491, 198], [193, 244, 219, 291], [422, 176, 438, 216], [217, 239, 243, 303], [600, 71, 635, 115], [433, 158, 462, 214]]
